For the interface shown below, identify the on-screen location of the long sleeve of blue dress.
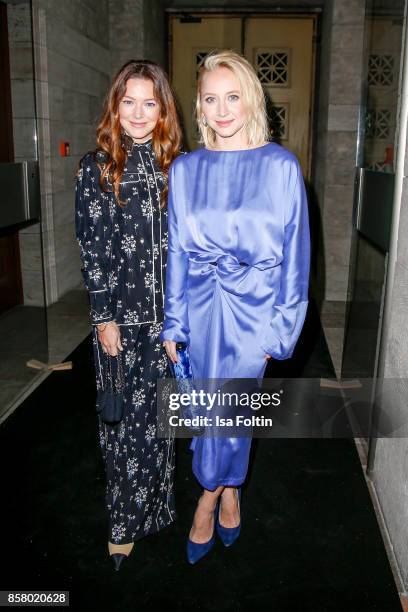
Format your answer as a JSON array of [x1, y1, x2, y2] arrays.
[[260, 157, 310, 360], [161, 162, 190, 344]]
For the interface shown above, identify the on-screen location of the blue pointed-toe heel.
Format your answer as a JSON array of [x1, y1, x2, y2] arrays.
[[216, 488, 241, 547], [187, 499, 218, 564]]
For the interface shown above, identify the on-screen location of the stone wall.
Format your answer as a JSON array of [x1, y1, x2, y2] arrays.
[[313, 0, 365, 305], [312, 0, 365, 373], [32, 0, 110, 304], [7, 1, 44, 307], [109, 0, 165, 76], [109, 0, 144, 76]]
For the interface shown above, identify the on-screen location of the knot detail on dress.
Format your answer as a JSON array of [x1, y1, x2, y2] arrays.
[[205, 255, 253, 297]]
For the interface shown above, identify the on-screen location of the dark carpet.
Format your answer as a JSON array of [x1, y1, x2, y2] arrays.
[[0, 302, 402, 611]]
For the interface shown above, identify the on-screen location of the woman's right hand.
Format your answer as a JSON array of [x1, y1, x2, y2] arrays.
[[96, 321, 123, 356], [163, 340, 178, 364]]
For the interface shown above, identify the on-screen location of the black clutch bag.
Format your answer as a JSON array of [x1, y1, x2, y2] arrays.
[[96, 352, 125, 424]]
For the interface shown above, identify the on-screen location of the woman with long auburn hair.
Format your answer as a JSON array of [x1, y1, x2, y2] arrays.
[[75, 59, 182, 570], [162, 50, 310, 564]]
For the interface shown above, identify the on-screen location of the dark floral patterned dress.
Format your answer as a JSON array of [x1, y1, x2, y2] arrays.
[[75, 138, 176, 543]]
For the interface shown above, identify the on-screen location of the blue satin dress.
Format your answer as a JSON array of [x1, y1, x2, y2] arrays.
[[160, 142, 310, 490]]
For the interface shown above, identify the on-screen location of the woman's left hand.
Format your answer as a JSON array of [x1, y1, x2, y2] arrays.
[[264, 354, 272, 360], [163, 340, 178, 364]]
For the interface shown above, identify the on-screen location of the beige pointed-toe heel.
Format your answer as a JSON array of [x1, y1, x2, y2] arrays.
[[108, 541, 134, 571]]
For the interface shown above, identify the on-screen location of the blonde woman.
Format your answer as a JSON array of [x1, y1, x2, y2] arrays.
[[161, 50, 310, 563]]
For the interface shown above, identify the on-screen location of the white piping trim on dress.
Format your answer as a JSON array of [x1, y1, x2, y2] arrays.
[[116, 320, 157, 326], [94, 327, 104, 390], [159, 344, 176, 522], [138, 150, 157, 322], [164, 421, 175, 522], [147, 150, 165, 309]]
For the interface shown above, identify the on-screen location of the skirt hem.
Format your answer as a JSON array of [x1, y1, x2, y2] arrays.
[[192, 472, 245, 491], [109, 509, 177, 544]]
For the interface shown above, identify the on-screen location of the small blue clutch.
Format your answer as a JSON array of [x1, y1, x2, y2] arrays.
[[172, 342, 193, 380], [169, 342, 203, 432]]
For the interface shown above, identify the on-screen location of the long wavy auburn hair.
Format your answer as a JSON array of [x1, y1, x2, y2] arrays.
[[96, 59, 182, 207]]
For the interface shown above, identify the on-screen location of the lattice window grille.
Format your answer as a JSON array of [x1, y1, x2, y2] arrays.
[[368, 54, 394, 87], [270, 105, 289, 140], [256, 50, 289, 86], [365, 108, 392, 139], [195, 51, 211, 80], [369, 160, 387, 172]]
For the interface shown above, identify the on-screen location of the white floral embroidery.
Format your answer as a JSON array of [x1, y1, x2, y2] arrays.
[[144, 514, 153, 532], [123, 310, 140, 324], [88, 267, 103, 283], [156, 449, 164, 468], [125, 349, 136, 368], [145, 424, 156, 442], [147, 323, 162, 340], [144, 272, 154, 290], [109, 199, 116, 218], [132, 388, 146, 407], [156, 354, 168, 374], [126, 457, 139, 478], [111, 522, 126, 542], [108, 271, 118, 290], [121, 234, 137, 257], [134, 486, 148, 507], [89, 199, 102, 221]]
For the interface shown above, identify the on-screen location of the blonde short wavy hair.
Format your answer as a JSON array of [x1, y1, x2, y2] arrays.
[[195, 49, 270, 148]]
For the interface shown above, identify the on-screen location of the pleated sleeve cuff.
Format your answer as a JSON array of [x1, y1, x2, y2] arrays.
[[160, 320, 190, 344], [261, 300, 308, 360]]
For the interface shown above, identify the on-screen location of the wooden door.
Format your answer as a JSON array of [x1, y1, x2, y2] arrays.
[[170, 14, 316, 178], [244, 17, 315, 177], [171, 16, 242, 151]]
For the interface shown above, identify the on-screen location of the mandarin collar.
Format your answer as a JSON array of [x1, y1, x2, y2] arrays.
[[132, 138, 152, 149], [122, 132, 153, 155]]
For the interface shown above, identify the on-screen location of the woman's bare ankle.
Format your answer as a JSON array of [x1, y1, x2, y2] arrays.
[[199, 486, 224, 510], [108, 541, 134, 556], [219, 487, 240, 527]]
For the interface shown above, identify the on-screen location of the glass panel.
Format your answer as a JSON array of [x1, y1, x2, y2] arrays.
[[342, 0, 404, 437], [342, 0, 405, 449], [0, 0, 48, 421], [342, 236, 387, 379], [358, 4, 404, 172]]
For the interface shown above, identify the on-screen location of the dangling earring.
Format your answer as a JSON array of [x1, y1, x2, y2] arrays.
[[202, 115, 207, 127]]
